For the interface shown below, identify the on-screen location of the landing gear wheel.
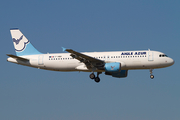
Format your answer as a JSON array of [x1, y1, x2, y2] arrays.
[[89, 73, 95, 79], [149, 69, 154, 79], [150, 75, 154, 79], [94, 77, 100, 83]]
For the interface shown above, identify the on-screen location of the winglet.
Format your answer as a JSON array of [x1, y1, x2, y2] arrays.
[[62, 47, 67, 52]]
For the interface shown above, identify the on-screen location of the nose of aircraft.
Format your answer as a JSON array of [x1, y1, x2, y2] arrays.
[[168, 58, 175, 66]]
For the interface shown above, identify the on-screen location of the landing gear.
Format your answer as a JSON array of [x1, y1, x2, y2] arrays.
[[89, 72, 102, 83], [89, 73, 95, 79], [95, 77, 100, 83], [150, 69, 154, 79], [150, 75, 154, 79]]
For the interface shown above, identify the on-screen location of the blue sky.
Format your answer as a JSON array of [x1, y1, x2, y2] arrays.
[[0, 0, 180, 120]]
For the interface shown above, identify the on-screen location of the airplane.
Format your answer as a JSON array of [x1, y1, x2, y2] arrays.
[[7, 28, 174, 83]]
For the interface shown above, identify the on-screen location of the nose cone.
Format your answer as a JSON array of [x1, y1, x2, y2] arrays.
[[168, 58, 174, 66]]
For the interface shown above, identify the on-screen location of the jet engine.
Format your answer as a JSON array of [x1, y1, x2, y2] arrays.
[[105, 62, 121, 73], [105, 70, 128, 78], [104, 62, 128, 78]]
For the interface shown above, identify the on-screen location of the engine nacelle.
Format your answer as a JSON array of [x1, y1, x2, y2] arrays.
[[105, 70, 128, 78], [112, 70, 128, 78], [105, 62, 121, 73]]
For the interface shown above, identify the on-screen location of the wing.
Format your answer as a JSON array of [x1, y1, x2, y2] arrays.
[[63, 48, 105, 70]]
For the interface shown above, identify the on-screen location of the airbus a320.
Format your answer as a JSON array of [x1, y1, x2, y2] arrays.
[[7, 29, 174, 83]]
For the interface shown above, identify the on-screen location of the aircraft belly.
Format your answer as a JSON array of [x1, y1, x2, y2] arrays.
[[44, 60, 79, 71], [125, 60, 165, 69], [124, 60, 159, 69], [125, 61, 142, 69]]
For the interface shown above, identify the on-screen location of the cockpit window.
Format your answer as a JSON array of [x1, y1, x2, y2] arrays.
[[159, 54, 168, 57]]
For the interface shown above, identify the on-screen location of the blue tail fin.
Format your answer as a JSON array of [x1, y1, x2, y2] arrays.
[[10, 28, 42, 56]]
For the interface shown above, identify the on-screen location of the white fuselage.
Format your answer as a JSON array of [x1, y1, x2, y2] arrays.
[[7, 50, 174, 72]]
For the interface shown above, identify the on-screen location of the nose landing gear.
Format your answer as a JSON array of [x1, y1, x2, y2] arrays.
[[89, 72, 102, 83], [150, 69, 154, 79]]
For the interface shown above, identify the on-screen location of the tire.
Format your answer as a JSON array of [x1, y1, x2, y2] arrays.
[[94, 77, 100, 83], [89, 73, 95, 79], [150, 75, 154, 79]]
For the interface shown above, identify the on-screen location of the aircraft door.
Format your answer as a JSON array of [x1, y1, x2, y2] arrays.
[[148, 52, 154, 61], [38, 55, 44, 65]]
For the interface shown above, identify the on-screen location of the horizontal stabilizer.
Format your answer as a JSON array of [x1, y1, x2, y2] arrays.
[[6, 54, 29, 61]]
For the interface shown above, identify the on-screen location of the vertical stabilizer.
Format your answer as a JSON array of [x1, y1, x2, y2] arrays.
[[10, 28, 42, 56]]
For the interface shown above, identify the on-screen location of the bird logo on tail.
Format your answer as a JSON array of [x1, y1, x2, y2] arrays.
[[12, 35, 29, 52], [13, 35, 23, 45]]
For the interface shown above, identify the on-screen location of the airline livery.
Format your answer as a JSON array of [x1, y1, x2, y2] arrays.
[[7, 29, 174, 83]]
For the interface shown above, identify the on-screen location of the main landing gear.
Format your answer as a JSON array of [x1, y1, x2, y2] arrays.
[[89, 72, 102, 83], [150, 69, 154, 79]]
